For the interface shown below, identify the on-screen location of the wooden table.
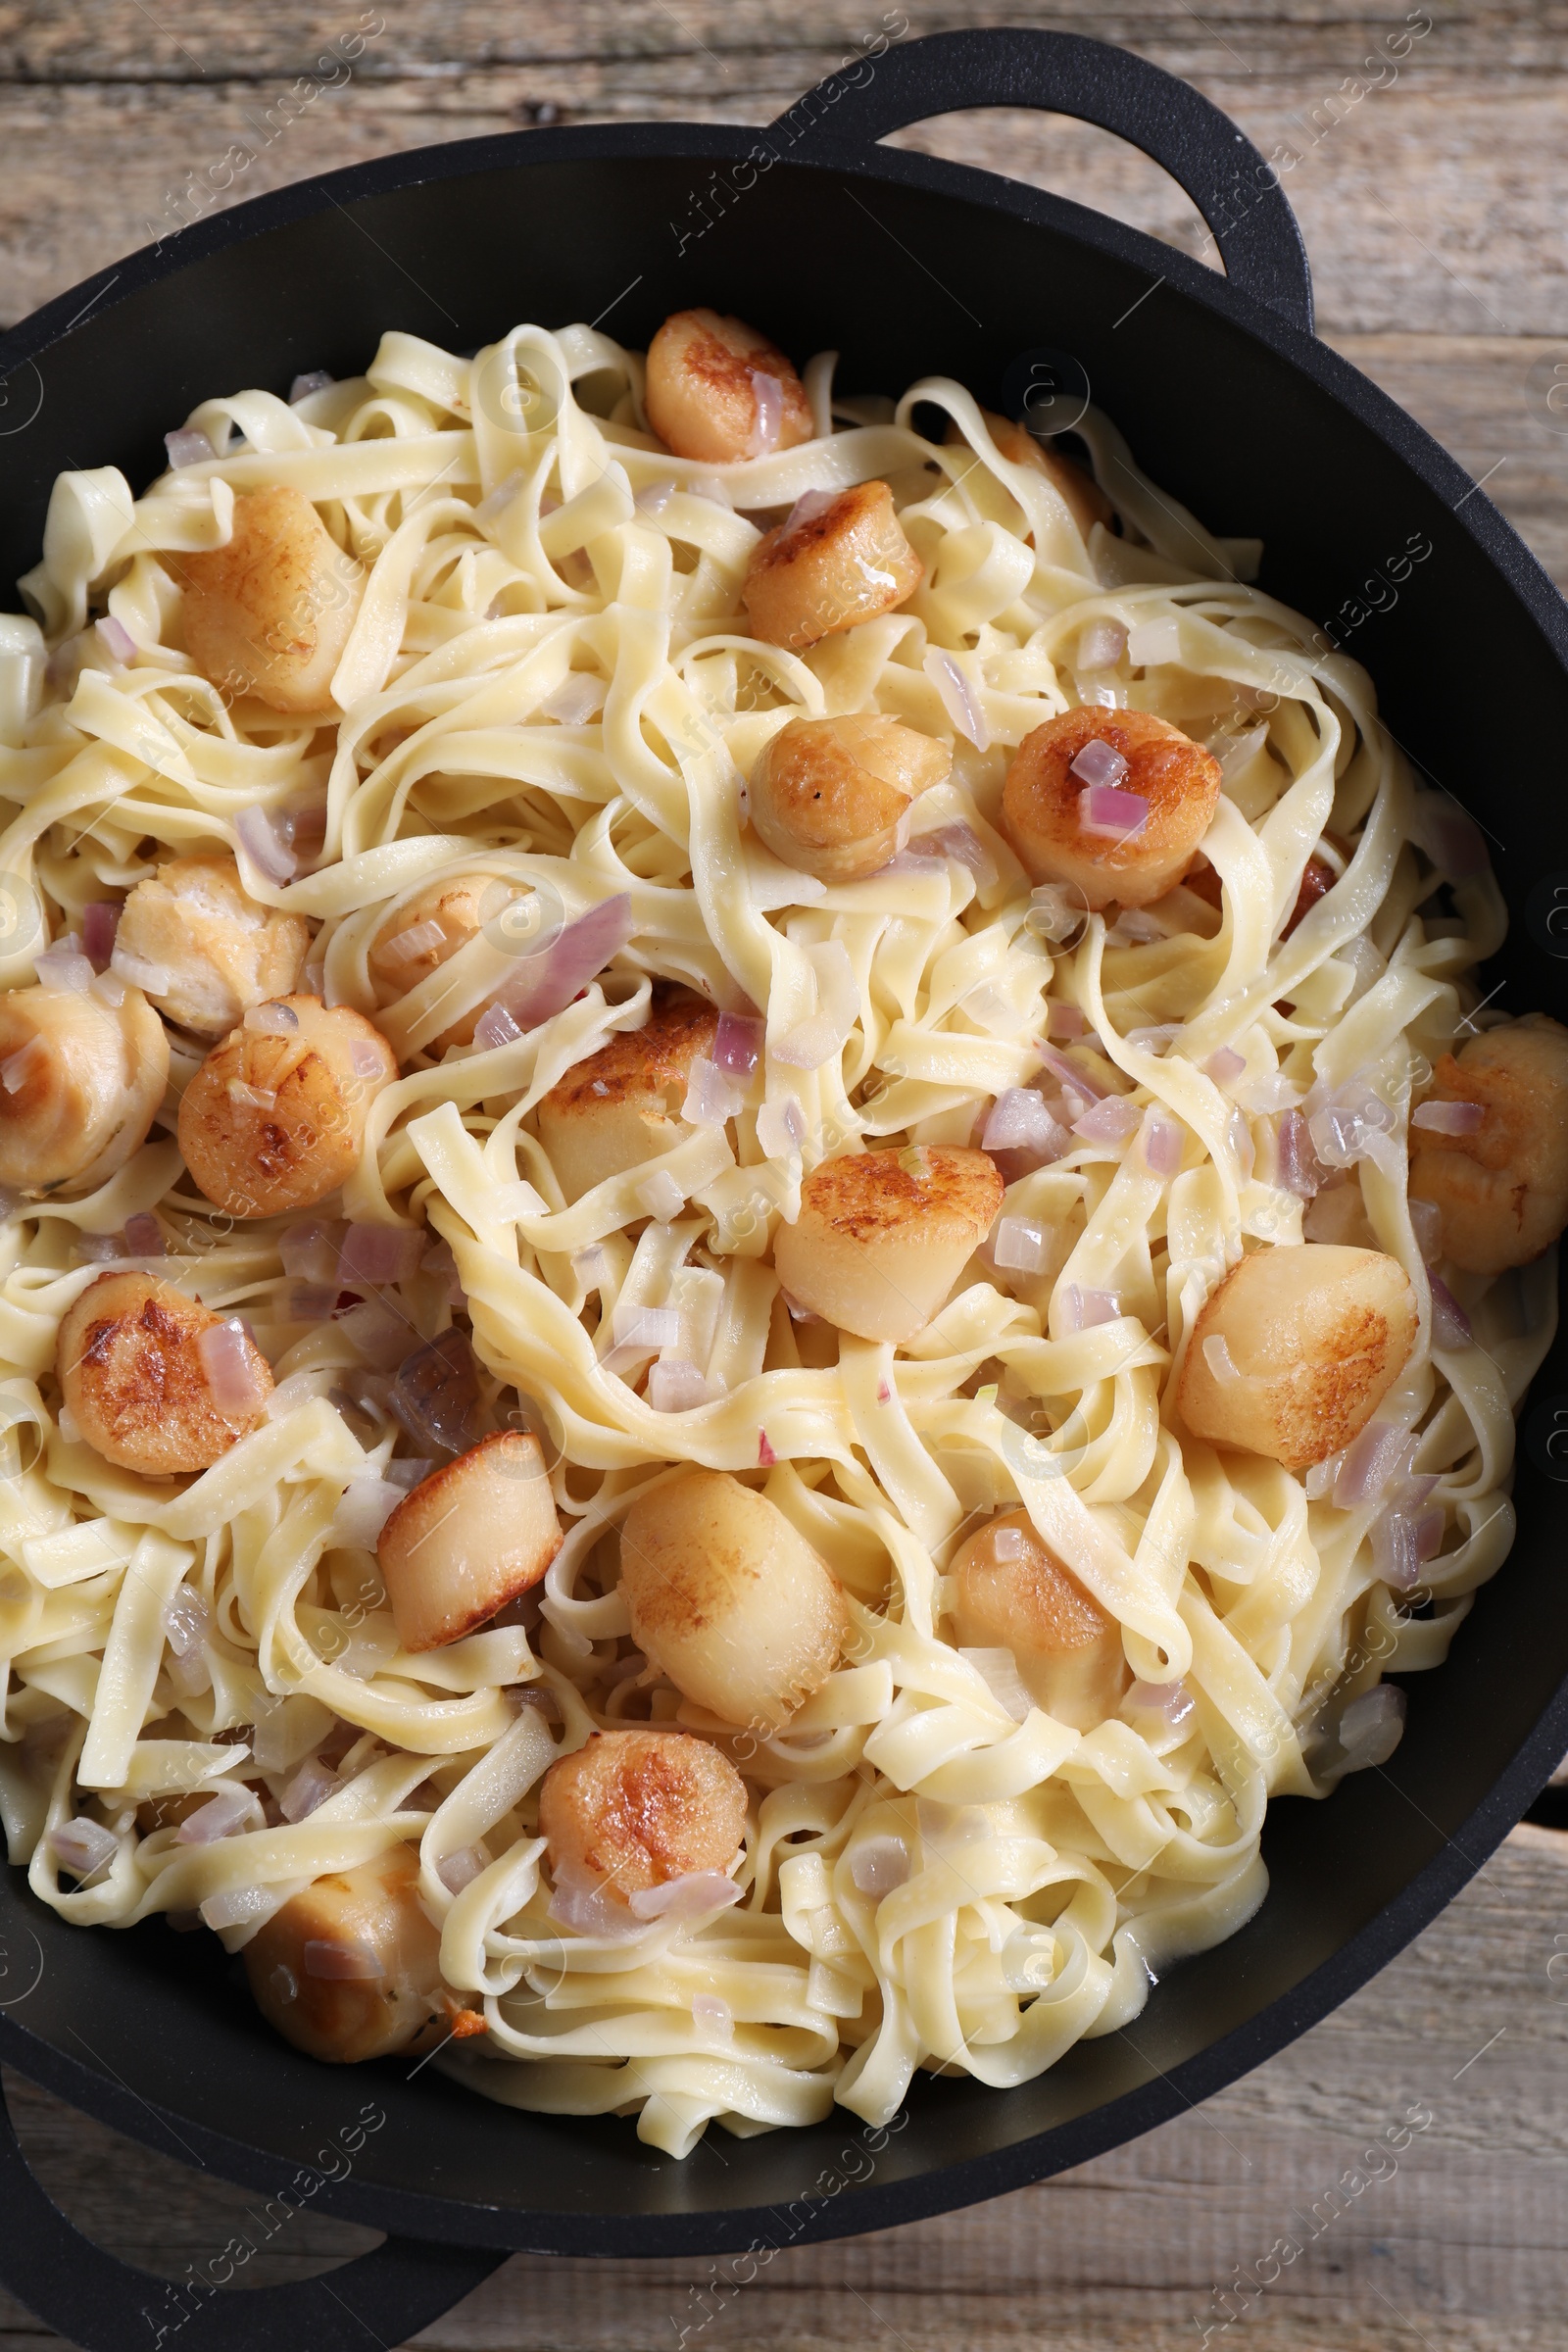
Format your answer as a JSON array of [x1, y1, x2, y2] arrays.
[[3, 4, 1568, 2344]]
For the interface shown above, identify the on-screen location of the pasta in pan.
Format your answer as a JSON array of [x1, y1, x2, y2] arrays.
[[0, 307, 1559, 2159]]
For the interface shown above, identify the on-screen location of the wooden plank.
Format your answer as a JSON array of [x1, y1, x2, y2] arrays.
[[0, 1829, 1565, 2350]]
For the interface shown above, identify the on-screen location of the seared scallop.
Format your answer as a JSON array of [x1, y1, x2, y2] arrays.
[[1177, 1243, 1417, 1473], [535, 984, 718, 1204], [743, 482, 922, 651], [0, 979, 168, 1199], [1001, 708, 1221, 910], [539, 1728, 748, 1905], [177, 486, 362, 714], [176, 995, 397, 1218], [57, 1270, 273, 1473], [772, 1147, 1004, 1345], [244, 1847, 460, 2062], [952, 1507, 1128, 1731], [747, 713, 951, 885], [644, 309, 813, 464], [619, 1469, 846, 1733], [1409, 1017, 1568, 1274], [377, 1432, 564, 1652], [115, 853, 310, 1038]]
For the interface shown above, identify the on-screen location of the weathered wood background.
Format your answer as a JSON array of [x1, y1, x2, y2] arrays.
[[1, 2, 1567, 2345]]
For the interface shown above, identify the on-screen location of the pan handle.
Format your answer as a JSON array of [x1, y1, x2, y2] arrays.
[[766, 27, 1314, 335], [0, 2069, 505, 2352]]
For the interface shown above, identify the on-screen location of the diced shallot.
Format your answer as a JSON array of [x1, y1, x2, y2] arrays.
[[280, 1218, 346, 1283], [923, 646, 989, 750], [757, 1428, 777, 1467], [338, 1222, 424, 1288], [681, 1054, 744, 1127], [781, 488, 839, 536], [548, 1860, 652, 1942], [1076, 618, 1126, 671], [81, 902, 122, 970], [330, 1479, 404, 1549], [1274, 1108, 1322, 1200], [983, 1089, 1068, 1162], [904, 819, 998, 887], [176, 1787, 263, 1843], [1125, 1679, 1196, 1732], [1079, 781, 1149, 839], [849, 1835, 910, 1898], [35, 944, 93, 993], [1126, 616, 1182, 667], [991, 1215, 1052, 1274], [1139, 1109, 1184, 1177], [1428, 1273, 1473, 1350], [437, 1845, 488, 1894], [234, 804, 296, 885], [336, 1297, 410, 1368], [637, 1167, 686, 1221], [165, 427, 217, 469], [748, 368, 784, 457], [1061, 1284, 1119, 1332], [93, 613, 136, 667], [244, 1002, 300, 1035], [1073, 1095, 1142, 1146], [712, 1009, 763, 1080], [488, 893, 634, 1034], [1332, 1419, 1409, 1511], [1037, 1043, 1107, 1104], [1372, 1504, 1445, 1592], [279, 1757, 338, 1823], [51, 1818, 119, 1882], [289, 370, 333, 403], [628, 1871, 744, 1921], [1068, 737, 1129, 791], [122, 1211, 164, 1257], [539, 672, 606, 726], [757, 1096, 807, 1157], [1412, 1099, 1484, 1135], [1335, 1684, 1406, 1771], [389, 1329, 481, 1455], [1204, 1046, 1247, 1084], [647, 1358, 711, 1412], [196, 1319, 269, 1416], [164, 1592, 211, 1659], [612, 1303, 682, 1353], [474, 1002, 524, 1050], [1026, 883, 1089, 945], [692, 1992, 734, 2037], [199, 1886, 273, 1932], [959, 1646, 1032, 1723]]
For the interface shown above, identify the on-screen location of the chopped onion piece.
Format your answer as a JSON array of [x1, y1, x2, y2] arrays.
[[633, 476, 676, 514], [338, 1222, 424, 1288], [1428, 1273, 1472, 1351], [1275, 1108, 1322, 1200], [176, 1787, 263, 1843], [636, 1167, 686, 1221], [647, 1357, 711, 1412], [437, 1844, 488, 1894], [1336, 1684, 1406, 1770], [1076, 619, 1126, 671], [389, 1329, 480, 1454], [628, 1870, 744, 1921], [904, 819, 998, 886], [757, 1095, 807, 1157], [122, 1210, 164, 1257], [164, 1591, 211, 1659], [1072, 1095, 1142, 1146], [1202, 1333, 1241, 1382], [712, 1009, 763, 1080], [1125, 1679, 1196, 1731], [959, 1646, 1032, 1722], [757, 1428, 778, 1467], [199, 1885, 274, 1932], [51, 1818, 119, 1882], [94, 614, 136, 667], [1227, 1106, 1255, 1179], [90, 970, 126, 1009], [681, 1053, 744, 1127], [923, 646, 989, 750], [196, 1319, 269, 1417], [548, 1859, 652, 1942], [1204, 1046, 1247, 1084], [1037, 1043, 1107, 1103], [474, 1001, 524, 1051], [110, 946, 173, 995], [330, 1479, 403, 1548], [305, 1936, 385, 1982], [539, 671, 606, 726], [748, 368, 784, 457], [81, 902, 122, 974], [692, 1992, 734, 2037], [1068, 737, 1129, 791], [781, 487, 839, 536], [1062, 1284, 1119, 1332], [381, 918, 447, 969], [35, 945, 93, 993], [1333, 1419, 1408, 1510], [165, 427, 217, 469], [1140, 1109, 1183, 1177], [349, 1038, 385, 1080], [992, 1214, 1052, 1274], [421, 1239, 465, 1304], [1026, 883, 1089, 945], [289, 370, 334, 403], [849, 1835, 910, 1898], [983, 1088, 1061, 1157], [1126, 616, 1182, 667], [1372, 1503, 1444, 1592], [235, 804, 296, 884], [490, 893, 634, 1033], [280, 1218, 345, 1283], [243, 1001, 300, 1035], [1412, 1099, 1484, 1134], [1078, 783, 1149, 840], [1126, 1024, 1181, 1055], [612, 1303, 681, 1353]]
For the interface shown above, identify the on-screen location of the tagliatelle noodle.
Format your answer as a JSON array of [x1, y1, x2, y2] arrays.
[[0, 320, 1546, 2158]]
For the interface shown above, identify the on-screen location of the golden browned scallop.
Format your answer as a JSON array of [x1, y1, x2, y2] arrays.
[[368, 870, 532, 1054], [535, 983, 718, 1204], [619, 1470, 846, 1733], [377, 1431, 564, 1652], [539, 1728, 749, 1905], [1001, 708, 1222, 910], [0, 980, 168, 1199], [743, 481, 922, 652], [1408, 1017, 1568, 1274], [945, 409, 1112, 542], [57, 1270, 273, 1473], [952, 1507, 1128, 1731], [177, 994, 396, 1218], [244, 1847, 464, 2063], [644, 309, 813, 465], [1177, 1243, 1417, 1473], [177, 486, 362, 714], [772, 1147, 1004, 1345], [115, 853, 310, 1038], [747, 713, 951, 885]]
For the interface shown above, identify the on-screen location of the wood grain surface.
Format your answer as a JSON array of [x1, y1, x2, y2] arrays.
[[2, 4, 1567, 2346]]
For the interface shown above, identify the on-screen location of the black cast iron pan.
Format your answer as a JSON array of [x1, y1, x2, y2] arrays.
[[2, 29, 1566, 2351]]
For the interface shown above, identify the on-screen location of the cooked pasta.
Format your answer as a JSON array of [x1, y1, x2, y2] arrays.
[[0, 312, 1556, 2161]]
